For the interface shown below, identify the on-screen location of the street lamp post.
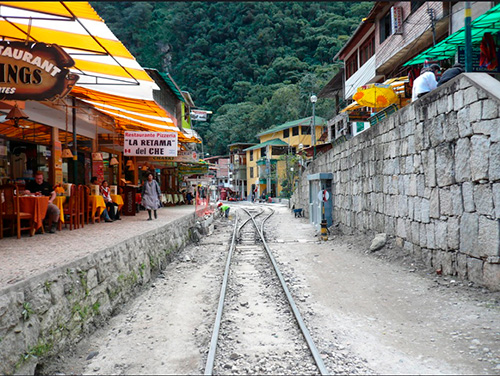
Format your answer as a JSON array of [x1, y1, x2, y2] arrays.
[[310, 94, 317, 159]]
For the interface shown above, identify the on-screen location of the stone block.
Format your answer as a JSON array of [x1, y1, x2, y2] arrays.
[[491, 118, 500, 142], [423, 149, 436, 188], [447, 217, 460, 250], [427, 222, 436, 249], [455, 138, 471, 183], [456, 253, 468, 279], [385, 216, 396, 236], [470, 135, 490, 181], [467, 257, 484, 286], [396, 218, 407, 238], [406, 156, 414, 174], [419, 222, 427, 247], [449, 185, 463, 216], [434, 250, 455, 275], [454, 90, 464, 112], [483, 263, 500, 291], [414, 197, 422, 222], [409, 174, 417, 196], [428, 115, 444, 147], [435, 220, 448, 250], [460, 212, 479, 256], [414, 122, 424, 151], [469, 101, 482, 123], [447, 95, 454, 113], [408, 197, 414, 221], [436, 143, 455, 187], [421, 198, 430, 223], [417, 174, 426, 197], [443, 110, 459, 142], [489, 142, 500, 181], [421, 247, 434, 268], [494, 183, 500, 219], [482, 99, 499, 120], [439, 187, 452, 216], [411, 221, 420, 244], [478, 216, 500, 258], [463, 87, 479, 105], [457, 107, 472, 137], [474, 183, 494, 217], [430, 188, 440, 218], [462, 182, 475, 212]]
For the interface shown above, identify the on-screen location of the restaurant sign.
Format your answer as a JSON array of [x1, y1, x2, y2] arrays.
[[0, 41, 79, 101], [124, 131, 178, 157]]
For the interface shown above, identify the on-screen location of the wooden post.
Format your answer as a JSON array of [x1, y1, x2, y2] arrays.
[[50, 127, 59, 186], [133, 156, 138, 185]]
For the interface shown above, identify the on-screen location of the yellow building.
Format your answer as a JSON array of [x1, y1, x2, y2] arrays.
[[245, 116, 326, 199]]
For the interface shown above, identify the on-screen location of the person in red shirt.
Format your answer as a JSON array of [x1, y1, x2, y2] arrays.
[[100, 180, 120, 221]]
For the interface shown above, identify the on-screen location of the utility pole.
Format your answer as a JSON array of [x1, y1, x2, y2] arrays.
[[427, 7, 436, 45], [465, 1, 472, 72]]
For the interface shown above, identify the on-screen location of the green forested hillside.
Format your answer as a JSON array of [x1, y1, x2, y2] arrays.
[[91, 1, 371, 155]]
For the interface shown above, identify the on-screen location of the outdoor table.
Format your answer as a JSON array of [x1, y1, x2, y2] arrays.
[[88, 195, 106, 223], [53, 195, 66, 223], [110, 194, 124, 211], [19, 195, 49, 234]]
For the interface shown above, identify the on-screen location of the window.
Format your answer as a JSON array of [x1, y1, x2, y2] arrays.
[[345, 53, 358, 79], [302, 125, 310, 135], [379, 12, 392, 44], [250, 167, 254, 178], [283, 129, 289, 138], [292, 127, 299, 136], [411, 1, 425, 13], [360, 36, 375, 66], [250, 150, 253, 161]]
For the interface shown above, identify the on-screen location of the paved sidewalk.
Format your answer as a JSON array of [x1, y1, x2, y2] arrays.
[[0, 205, 197, 288]]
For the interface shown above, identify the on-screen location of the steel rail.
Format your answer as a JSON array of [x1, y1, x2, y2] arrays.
[[204, 217, 239, 375], [243, 207, 329, 375]]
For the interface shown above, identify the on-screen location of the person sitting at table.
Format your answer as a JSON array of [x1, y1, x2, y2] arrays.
[[24, 171, 60, 233], [88, 176, 113, 223], [100, 180, 120, 221]]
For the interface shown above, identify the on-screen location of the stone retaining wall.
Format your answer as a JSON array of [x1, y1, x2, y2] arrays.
[[0, 213, 209, 375], [292, 73, 500, 291]]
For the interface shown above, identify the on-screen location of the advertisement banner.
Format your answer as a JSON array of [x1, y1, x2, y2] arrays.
[[0, 41, 79, 101], [124, 131, 178, 157], [152, 150, 198, 163]]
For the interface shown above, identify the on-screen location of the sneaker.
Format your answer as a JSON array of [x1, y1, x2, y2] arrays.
[[49, 225, 57, 234], [105, 219, 113, 223], [147, 218, 152, 221]]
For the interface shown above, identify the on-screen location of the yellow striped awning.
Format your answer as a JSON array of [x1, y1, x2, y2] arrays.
[[0, 1, 155, 95]]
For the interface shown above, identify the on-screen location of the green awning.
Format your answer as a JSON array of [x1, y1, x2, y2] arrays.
[[404, 3, 500, 66], [159, 72, 185, 102], [243, 138, 289, 151]]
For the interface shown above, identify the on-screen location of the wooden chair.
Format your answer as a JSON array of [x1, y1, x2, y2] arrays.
[[85, 186, 101, 224], [63, 184, 78, 230], [77, 185, 85, 228], [0, 184, 34, 239]]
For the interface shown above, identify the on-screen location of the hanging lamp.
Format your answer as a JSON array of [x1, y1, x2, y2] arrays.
[[109, 156, 119, 166]]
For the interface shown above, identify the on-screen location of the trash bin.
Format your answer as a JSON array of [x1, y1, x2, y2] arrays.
[[121, 185, 138, 216]]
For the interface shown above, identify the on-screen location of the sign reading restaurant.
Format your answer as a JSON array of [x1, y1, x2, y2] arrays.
[[0, 41, 79, 101], [124, 131, 178, 157]]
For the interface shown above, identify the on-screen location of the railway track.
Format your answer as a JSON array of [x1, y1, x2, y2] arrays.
[[204, 206, 328, 375]]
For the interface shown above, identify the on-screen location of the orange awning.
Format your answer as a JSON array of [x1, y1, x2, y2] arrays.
[[70, 86, 200, 143]]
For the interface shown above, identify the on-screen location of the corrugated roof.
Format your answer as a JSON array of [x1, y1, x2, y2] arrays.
[[243, 139, 289, 151], [159, 72, 185, 102], [256, 116, 326, 137]]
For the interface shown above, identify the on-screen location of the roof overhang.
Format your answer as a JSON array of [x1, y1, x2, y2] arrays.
[[404, 3, 500, 66]]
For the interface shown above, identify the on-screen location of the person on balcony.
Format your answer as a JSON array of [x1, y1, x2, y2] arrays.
[[437, 63, 464, 87], [411, 64, 440, 102]]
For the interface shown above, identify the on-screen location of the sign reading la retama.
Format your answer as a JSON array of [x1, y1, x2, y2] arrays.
[[0, 41, 79, 101], [124, 131, 178, 157]]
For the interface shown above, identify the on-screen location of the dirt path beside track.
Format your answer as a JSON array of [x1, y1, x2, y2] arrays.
[[41, 203, 499, 375]]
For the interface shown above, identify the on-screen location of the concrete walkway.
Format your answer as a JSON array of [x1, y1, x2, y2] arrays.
[[0, 205, 198, 288]]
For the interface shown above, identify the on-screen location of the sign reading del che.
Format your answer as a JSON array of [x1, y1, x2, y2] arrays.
[[124, 131, 178, 157], [0, 41, 79, 101]]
